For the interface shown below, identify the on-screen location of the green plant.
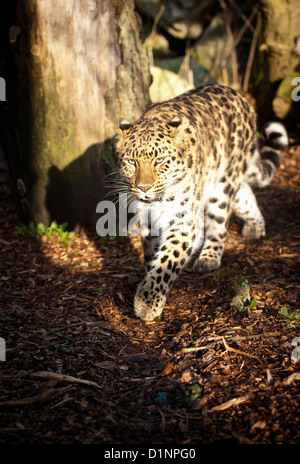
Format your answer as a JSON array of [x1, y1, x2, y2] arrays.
[[230, 276, 257, 312], [15, 220, 75, 245], [212, 268, 229, 281], [15, 221, 37, 238], [51, 342, 75, 355], [245, 297, 257, 311], [278, 307, 300, 321]]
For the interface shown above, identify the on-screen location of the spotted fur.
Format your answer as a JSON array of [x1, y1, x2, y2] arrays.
[[116, 84, 288, 321]]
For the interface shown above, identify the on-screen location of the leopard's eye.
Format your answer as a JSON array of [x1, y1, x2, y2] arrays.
[[126, 159, 136, 166], [154, 154, 168, 166]]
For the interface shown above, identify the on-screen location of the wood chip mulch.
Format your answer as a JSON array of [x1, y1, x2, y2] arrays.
[[0, 143, 299, 444]]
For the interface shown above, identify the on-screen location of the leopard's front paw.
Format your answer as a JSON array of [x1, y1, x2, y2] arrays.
[[134, 282, 166, 321]]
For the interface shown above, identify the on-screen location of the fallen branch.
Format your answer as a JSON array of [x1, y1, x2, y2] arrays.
[[222, 337, 263, 364], [31, 371, 102, 388], [182, 332, 280, 353], [0, 379, 58, 407]]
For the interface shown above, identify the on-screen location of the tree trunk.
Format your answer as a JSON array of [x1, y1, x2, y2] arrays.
[[257, 0, 300, 122], [0, 0, 150, 231]]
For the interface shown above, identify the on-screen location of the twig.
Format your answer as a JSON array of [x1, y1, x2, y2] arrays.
[[182, 331, 280, 353], [0, 238, 12, 246], [229, 0, 256, 38], [222, 336, 263, 363], [179, 48, 194, 87], [243, 10, 261, 92], [219, 0, 238, 88], [31, 371, 102, 388], [182, 343, 215, 353], [159, 410, 166, 435], [0, 379, 59, 407], [145, 4, 166, 67], [149, 4, 165, 39], [209, 395, 249, 412]]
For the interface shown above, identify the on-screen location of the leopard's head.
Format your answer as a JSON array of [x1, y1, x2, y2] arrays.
[[116, 113, 196, 204]]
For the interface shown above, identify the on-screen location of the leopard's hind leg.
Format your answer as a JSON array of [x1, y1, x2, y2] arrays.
[[233, 181, 265, 239]]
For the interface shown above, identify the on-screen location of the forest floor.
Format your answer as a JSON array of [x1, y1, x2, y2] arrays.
[[0, 139, 299, 445]]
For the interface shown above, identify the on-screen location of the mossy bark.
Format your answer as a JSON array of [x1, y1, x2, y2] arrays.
[[0, 0, 150, 230], [257, 0, 300, 122]]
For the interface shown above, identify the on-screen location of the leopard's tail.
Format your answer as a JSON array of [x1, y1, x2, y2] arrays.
[[245, 122, 288, 188]]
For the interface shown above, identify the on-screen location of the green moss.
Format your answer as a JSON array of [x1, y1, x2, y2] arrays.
[[185, 384, 203, 407]]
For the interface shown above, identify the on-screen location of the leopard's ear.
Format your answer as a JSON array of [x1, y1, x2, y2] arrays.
[[119, 118, 132, 132], [167, 114, 182, 128]]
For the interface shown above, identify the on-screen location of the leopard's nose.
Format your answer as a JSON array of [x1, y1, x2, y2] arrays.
[[137, 185, 152, 193]]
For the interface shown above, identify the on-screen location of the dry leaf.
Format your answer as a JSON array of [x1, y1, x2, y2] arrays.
[[190, 398, 203, 411], [95, 361, 118, 371], [117, 291, 124, 302], [179, 370, 193, 383], [282, 372, 300, 385], [161, 362, 175, 376], [250, 420, 266, 432]]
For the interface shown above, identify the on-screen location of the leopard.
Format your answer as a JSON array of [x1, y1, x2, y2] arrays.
[[116, 84, 288, 321]]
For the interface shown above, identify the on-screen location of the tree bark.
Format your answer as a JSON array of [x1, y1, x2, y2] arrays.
[[257, 0, 300, 121], [0, 0, 150, 230]]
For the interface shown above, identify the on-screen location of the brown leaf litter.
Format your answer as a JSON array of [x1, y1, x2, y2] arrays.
[[0, 143, 299, 444]]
